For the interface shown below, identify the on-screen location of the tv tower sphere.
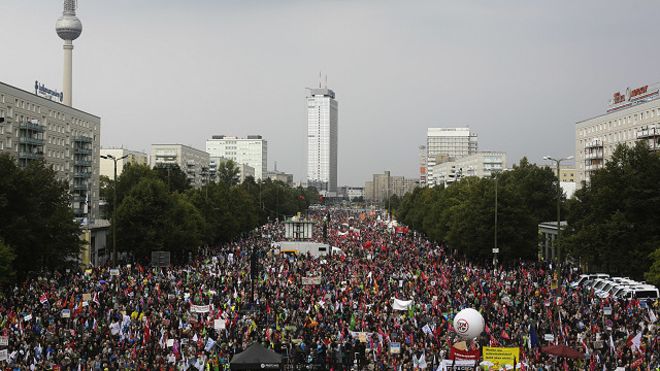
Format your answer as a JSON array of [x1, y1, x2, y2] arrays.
[[55, 0, 82, 41]]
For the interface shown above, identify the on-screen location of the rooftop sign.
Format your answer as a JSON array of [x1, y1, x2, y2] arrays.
[[34, 80, 63, 102], [608, 83, 659, 113]]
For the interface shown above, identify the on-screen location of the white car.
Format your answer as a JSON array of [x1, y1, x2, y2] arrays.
[[616, 285, 659, 300], [571, 274, 609, 288]]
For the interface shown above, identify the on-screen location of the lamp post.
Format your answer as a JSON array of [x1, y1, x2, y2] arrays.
[[542, 155, 573, 264], [101, 154, 128, 266], [493, 170, 500, 267]]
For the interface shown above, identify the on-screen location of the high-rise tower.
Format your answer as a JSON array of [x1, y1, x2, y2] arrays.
[[306, 84, 338, 195], [55, 0, 82, 106]]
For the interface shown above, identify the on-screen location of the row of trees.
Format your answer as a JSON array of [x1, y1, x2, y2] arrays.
[[0, 155, 82, 283], [397, 142, 660, 283], [563, 143, 660, 283], [104, 161, 319, 264], [397, 158, 559, 263]]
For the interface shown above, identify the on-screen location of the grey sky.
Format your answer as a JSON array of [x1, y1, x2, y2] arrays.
[[2, 0, 659, 185]]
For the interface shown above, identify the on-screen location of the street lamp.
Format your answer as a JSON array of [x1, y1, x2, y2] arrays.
[[543, 155, 574, 263], [101, 154, 128, 266], [492, 170, 501, 267]]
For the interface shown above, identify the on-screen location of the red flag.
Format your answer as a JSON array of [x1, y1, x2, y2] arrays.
[[39, 293, 48, 305]]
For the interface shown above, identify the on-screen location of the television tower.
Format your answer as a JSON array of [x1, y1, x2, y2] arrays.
[[55, 0, 82, 106]]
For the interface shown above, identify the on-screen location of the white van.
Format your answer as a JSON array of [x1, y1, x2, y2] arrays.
[[616, 285, 659, 300], [571, 274, 609, 288]]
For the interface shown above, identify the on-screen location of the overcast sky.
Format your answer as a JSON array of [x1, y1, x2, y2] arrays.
[[2, 0, 659, 185]]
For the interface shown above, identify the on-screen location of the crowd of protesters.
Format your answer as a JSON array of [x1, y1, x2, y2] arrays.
[[0, 208, 657, 370]]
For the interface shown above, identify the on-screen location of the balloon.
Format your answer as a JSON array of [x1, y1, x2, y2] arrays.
[[453, 308, 485, 339]]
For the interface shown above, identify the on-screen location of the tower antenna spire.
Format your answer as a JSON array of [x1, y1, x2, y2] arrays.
[[56, 0, 82, 106], [319, 71, 322, 88]]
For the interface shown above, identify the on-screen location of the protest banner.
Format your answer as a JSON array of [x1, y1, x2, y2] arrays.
[[482, 346, 520, 368], [302, 276, 322, 285], [389, 342, 401, 354], [190, 304, 211, 313], [449, 347, 480, 361], [439, 359, 478, 370], [0, 336, 7, 347]]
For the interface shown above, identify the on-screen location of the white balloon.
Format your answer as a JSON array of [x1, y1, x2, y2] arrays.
[[453, 308, 485, 339]]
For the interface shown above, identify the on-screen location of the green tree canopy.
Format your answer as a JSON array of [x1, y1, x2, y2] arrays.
[[564, 142, 660, 278], [0, 155, 81, 281], [217, 160, 241, 187]]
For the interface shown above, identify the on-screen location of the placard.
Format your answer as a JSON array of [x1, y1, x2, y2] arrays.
[[302, 276, 322, 285], [61, 309, 71, 318], [82, 293, 92, 302], [23, 314, 32, 322], [190, 304, 211, 313], [0, 349, 6, 362], [482, 346, 520, 369], [109, 269, 120, 276], [389, 342, 401, 354], [603, 306, 612, 315], [439, 359, 478, 370], [0, 336, 7, 347], [214, 319, 226, 331], [544, 334, 555, 342]]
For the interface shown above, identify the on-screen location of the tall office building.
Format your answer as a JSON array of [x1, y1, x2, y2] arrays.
[[426, 127, 478, 184], [205, 135, 267, 180], [306, 87, 338, 194], [0, 81, 101, 223], [576, 82, 660, 185]]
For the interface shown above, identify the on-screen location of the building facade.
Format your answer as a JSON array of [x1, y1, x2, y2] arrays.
[[306, 88, 338, 195], [576, 82, 660, 185], [426, 128, 478, 184], [206, 135, 267, 180], [267, 170, 294, 186], [559, 167, 576, 183], [431, 151, 506, 187], [99, 148, 148, 178], [150, 144, 210, 188], [364, 172, 418, 202], [0, 81, 101, 223]]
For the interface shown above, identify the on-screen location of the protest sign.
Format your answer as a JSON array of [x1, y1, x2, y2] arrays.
[[358, 332, 367, 343], [389, 342, 401, 354], [167, 339, 174, 347], [61, 309, 71, 318], [544, 334, 555, 342], [482, 346, 520, 369], [0, 349, 6, 362], [603, 306, 612, 315], [0, 336, 7, 347], [82, 293, 92, 302], [302, 276, 322, 285], [449, 347, 480, 361], [190, 304, 211, 313], [109, 269, 120, 276], [24, 314, 32, 322], [439, 359, 478, 370], [214, 319, 226, 331]]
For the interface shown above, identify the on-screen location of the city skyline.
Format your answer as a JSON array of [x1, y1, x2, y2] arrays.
[[2, 1, 660, 185]]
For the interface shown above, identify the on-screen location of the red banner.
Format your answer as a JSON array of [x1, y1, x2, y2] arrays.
[[449, 347, 481, 361]]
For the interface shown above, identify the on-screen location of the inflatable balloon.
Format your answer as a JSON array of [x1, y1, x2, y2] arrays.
[[453, 308, 485, 339]]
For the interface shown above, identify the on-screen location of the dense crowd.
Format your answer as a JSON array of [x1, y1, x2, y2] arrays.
[[0, 209, 657, 370]]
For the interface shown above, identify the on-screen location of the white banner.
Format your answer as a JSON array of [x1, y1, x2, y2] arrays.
[[437, 359, 478, 371], [109, 269, 120, 276], [190, 304, 211, 313], [0, 349, 6, 362], [392, 298, 413, 311], [0, 336, 7, 347]]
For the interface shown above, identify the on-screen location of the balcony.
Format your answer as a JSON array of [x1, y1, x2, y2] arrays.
[[18, 151, 44, 160], [73, 172, 91, 178], [19, 122, 44, 132], [72, 183, 88, 191], [74, 159, 92, 167], [585, 164, 603, 172], [585, 140, 604, 149], [73, 136, 93, 143], [585, 151, 603, 160], [636, 125, 659, 139], [19, 137, 45, 146], [74, 148, 92, 155]]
